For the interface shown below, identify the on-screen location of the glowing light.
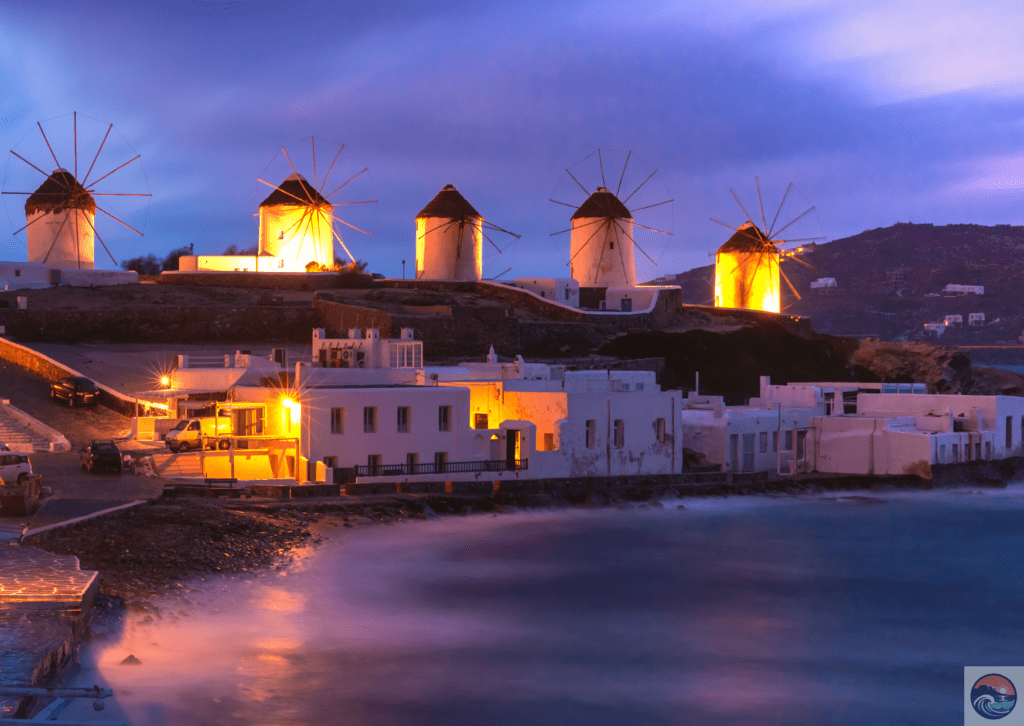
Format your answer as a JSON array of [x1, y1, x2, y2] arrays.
[[714, 249, 781, 313], [160, 375, 170, 387], [282, 398, 294, 409]]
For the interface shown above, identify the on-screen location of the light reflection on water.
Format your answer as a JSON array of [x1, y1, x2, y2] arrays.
[[92, 488, 1024, 725]]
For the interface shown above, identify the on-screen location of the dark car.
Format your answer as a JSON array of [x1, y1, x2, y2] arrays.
[[80, 441, 122, 474], [51, 376, 100, 407]]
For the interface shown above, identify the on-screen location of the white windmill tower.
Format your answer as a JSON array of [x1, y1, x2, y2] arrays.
[[551, 150, 673, 289], [3, 112, 150, 269], [415, 184, 519, 281]]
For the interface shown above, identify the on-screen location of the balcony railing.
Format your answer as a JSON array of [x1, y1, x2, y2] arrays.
[[355, 458, 528, 477]]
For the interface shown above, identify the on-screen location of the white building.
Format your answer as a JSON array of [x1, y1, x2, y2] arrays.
[[969, 313, 985, 327], [511, 277, 579, 307], [923, 323, 946, 337], [810, 277, 836, 289], [944, 314, 963, 327], [415, 185, 483, 282], [569, 187, 636, 287]]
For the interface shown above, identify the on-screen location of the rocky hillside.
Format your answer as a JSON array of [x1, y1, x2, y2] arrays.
[[665, 222, 1024, 343]]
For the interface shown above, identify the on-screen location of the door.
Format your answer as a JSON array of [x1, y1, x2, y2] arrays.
[[506, 429, 520, 466], [729, 434, 739, 472], [742, 433, 755, 472]]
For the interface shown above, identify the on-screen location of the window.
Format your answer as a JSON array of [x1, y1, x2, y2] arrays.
[[406, 453, 419, 470], [277, 230, 285, 240], [635, 382, 643, 390], [544, 432, 555, 451], [390, 342, 423, 369], [323, 456, 338, 468], [742, 433, 755, 472], [976, 442, 982, 460], [474, 413, 489, 429], [434, 451, 448, 473], [939, 444, 946, 463], [986, 441, 992, 459], [439, 406, 452, 432], [759, 432, 768, 453], [613, 419, 624, 449], [784, 430, 793, 451], [585, 419, 597, 449], [363, 407, 377, 433], [330, 407, 345, 434], [367, 454, 382, 474], [14, 270, 20, 277], [397, 406, 410, 433], [952, 444, 960, 462], [656, 418, 666, 444], [1007, 416, 1013, 448]]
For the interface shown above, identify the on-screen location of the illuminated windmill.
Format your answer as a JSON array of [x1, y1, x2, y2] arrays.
[[415, 184, 519, 281], [711, 179, 821, 313], [551, 149, 673, 287], [2, 112, 150, 269], [256, 138, 376, 271]]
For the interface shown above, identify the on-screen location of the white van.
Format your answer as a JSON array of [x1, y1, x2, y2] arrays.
[[0, 447, 33, 485]]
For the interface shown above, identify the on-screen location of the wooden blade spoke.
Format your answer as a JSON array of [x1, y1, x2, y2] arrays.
[[568, 218, 610, 265], [328, 213, 373, 237], [311, 137, 317, 194], [37, 122, 64, 176], [257, 178, 314, 207], [631, 220, 673, 236], [281, 207, 312, 238], [487, 267, 512, 280], [90, 193, 152, 197], [549, 198, 577, 208], [768, 182, 793, 238], [95, 204, 144, 235], [329, 224, 356, 264], [317, 144, 344, 196], [622, 168, 657, 205], [81, 209, 119, 267], [417, 219, 458, 240], [10, 151, 66, 186], [616, 150, 631, 197], [785, 255, 820, 272], [12, 210, 53, 236], [550, 216, 606, 237], [565, 168, 590, 196], [81, 124, 113, 186], [710, 217, 739, 231], [323, 167, 367, 200], [613, 218, 656, 265], [281, 147, 316, 204], [86, 155, 140, 189], [480, 220, 521, 238], [628, 198, 673, 213], [292, 209, 313, 264], [779, 237, 825, 243], [780, 266, 801, 300], [772, 205, 816, 238], [482, 230, 503, 253], [331, 200, 377, 206], [729, 188, 758, 230], [598, 149, 607, 188], [73, 112, 78, 180], [756, 177, 769, 240]]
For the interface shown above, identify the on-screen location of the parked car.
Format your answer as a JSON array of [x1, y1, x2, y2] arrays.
[[80, 440, 122, 474], [0, 448, 33, 484], [51, 376, 100, 407]]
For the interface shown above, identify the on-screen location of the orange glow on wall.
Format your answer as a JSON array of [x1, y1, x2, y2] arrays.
[[714, 249, 781, 313]]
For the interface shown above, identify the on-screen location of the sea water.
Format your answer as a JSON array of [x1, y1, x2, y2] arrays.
[[80, 488, 1024, 725]]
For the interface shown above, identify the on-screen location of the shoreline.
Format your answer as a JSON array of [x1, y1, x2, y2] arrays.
[[20, 472, 1011, 620]]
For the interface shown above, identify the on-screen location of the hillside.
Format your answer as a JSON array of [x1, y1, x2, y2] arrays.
[[664, 222, 1024, 343]]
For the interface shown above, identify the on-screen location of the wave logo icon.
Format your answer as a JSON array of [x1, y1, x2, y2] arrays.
[[972, 674, 1017, 720]]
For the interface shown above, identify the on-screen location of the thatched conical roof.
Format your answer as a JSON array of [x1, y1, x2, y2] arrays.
[[259, 173, 330, 208], [416, 184, 481, 220], [718, 222, 774, 254], [572, 187, 632, 220], [24, 169, 95, 216]]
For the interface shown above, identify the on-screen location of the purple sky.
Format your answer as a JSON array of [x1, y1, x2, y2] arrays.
[[3, 0, 1024, 280]]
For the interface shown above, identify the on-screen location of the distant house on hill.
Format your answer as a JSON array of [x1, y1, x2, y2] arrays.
[[943, 284, 984, 296]]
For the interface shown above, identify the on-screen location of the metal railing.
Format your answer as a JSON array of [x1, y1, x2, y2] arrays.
[[355, 458, 528, 477]]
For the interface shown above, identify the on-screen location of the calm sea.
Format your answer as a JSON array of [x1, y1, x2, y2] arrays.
[[76, 488, 1024, 725]]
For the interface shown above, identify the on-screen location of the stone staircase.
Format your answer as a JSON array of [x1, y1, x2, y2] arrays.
[[0, 407, 53, 452]]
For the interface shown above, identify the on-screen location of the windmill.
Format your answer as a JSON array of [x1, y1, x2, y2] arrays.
[[415, 184, 520, 281], [256, 137, 377, 271], [711, 179, 822, 313], [1, 112, 150, 269], [550, 149, 673, 288]]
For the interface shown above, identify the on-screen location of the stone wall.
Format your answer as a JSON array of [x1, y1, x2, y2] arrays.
[[158, 270, 373, 290], [0, 306, 318, 344], [313, 297, 393, 338]]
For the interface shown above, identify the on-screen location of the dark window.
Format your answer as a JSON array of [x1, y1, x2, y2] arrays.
[[330, 408, 344, 435], [1007, 416, 1013, 448], [474, 413, 488, 429], [397, 407, 410, 433], [585, 420, 596, 449], [759, 432, 768, 453], [364, 407, 377, 434], [439, 406, 452, 432], [613, 419, 624, 449]]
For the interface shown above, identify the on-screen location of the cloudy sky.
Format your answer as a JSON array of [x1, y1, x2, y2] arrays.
[[2, 0, 1024, 280]]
